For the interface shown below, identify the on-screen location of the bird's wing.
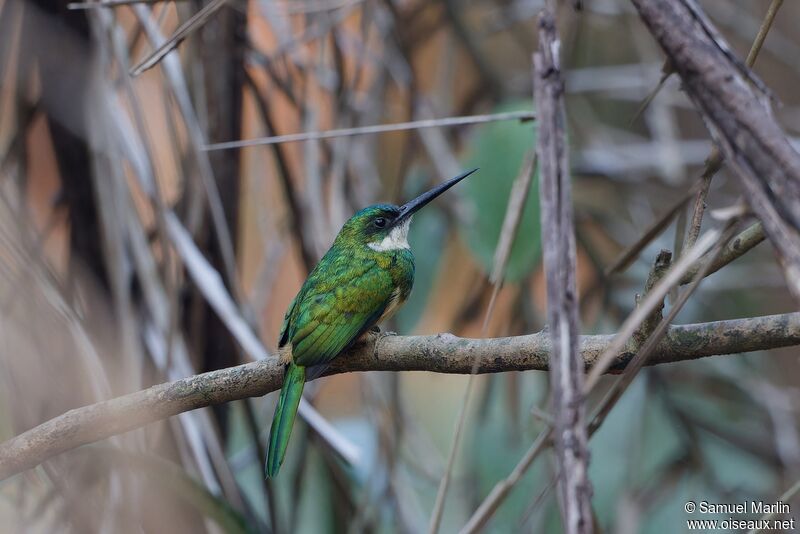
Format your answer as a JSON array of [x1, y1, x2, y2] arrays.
[[288, 264, 394, 368], [278, 294, 298, 348]]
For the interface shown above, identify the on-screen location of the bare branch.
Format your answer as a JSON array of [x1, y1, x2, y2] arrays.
[[203, 111, 536, 151], [617, 0, 784, 277], [131, 0, 230, 76], [68, 0, 185, 9], [630, 0, 800, 300], [535, 9, 592, 533], [585, 227, 723, 391], [1, 313, 798, 482], [679, 221, 766, 285], [681, 0, 783, 254]]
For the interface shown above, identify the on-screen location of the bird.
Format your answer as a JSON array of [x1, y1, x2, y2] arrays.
[[266, 168, 478, 478]]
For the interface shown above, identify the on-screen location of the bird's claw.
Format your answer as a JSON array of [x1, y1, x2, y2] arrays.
[[355, 326, 396, 347], [373, 325, 398, 337]]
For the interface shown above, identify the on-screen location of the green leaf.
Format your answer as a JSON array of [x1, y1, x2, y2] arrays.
[[461, 102, 541, 282]]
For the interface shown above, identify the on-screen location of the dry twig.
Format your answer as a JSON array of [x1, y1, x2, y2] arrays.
[[535, 9, 592, 533], [630, 0, 800, 300], [131, 0, 229, 76], [681, 0, 784, 254], [204, 110, 536, 151]]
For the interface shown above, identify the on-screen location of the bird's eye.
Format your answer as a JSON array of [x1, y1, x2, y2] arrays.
[[374, 217, 387, 228]]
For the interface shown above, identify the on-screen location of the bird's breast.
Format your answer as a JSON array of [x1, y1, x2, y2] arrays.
[[379, 286, 406, 323]]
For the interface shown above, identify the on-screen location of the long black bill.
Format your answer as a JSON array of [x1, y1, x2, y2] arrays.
[[394, 168, 478, 225]]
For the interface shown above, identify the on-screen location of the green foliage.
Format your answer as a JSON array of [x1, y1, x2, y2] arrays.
[[461, 102, 541, 282]]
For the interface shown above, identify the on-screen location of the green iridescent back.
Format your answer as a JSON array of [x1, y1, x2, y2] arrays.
[[279, 206, 415, 368]]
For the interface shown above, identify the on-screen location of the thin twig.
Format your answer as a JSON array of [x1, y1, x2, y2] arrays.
[[130, 0, 229, 76], [629, 59, 672, 126], [681, 0, 783, 253], [203, 111, 536, 151], [744, 0, 785, 67], [585, 227, 723, 392], [68, 0, 185, 9], [459, 429, 552, 534], [589, 223, 739, 435], [682, 153, 718, 251], [748, 477, 800, 534], [605, 186, 697, 276], [490, 151, 538, 285], [679, 221, 765, 284]]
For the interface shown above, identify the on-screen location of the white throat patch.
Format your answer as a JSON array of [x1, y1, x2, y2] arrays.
[[368, 218, 411, 251]]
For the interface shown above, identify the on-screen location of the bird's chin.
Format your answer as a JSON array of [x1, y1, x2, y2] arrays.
[[393, 217, 411, 242]]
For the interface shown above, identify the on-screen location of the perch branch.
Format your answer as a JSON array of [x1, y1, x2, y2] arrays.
[[535, 8, 592, 533], [0, 313, 799, 481]]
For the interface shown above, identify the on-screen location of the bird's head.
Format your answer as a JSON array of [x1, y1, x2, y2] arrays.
[[335, 168, 478, 251]]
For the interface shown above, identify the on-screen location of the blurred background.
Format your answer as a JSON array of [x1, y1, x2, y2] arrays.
[[0, 0, 798, 532]]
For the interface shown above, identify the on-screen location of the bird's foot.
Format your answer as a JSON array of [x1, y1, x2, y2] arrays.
[[278, 344, 293, 364], [354, 326, 395, 348], [353, 327, 379, 347], [371, 325, 398, 338]]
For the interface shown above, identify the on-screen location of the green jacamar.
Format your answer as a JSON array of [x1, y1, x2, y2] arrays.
[[266, 168, 478, 477]]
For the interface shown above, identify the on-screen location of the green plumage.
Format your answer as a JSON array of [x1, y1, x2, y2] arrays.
[[282, 237, 413, 368], [265, 363, 304, 478], [266, 205, 414, 477], [265, 168, 476, 477]]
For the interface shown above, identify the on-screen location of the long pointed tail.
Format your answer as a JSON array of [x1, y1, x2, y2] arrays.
[[266, 362, 306, 478]]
